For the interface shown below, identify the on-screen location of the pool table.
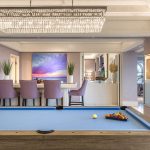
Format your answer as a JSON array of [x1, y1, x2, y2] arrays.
[[0, 106, 150, 150]]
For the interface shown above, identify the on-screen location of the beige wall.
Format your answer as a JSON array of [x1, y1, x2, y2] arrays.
[[144, 38, 150, 55], [20, 52, 81, 87], [20, 52, 32, 80], [67, 53, 81, 87]]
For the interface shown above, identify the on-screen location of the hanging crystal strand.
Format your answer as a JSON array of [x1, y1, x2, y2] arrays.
[[0, 7, 106, 33]]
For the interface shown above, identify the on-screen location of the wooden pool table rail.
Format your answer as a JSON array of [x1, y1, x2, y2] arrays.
[[0, 131, 150, 150], [0, 130, 150, 136]]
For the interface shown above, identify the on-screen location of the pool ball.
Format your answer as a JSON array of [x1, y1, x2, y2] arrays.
[[92, 114, 98, 119]]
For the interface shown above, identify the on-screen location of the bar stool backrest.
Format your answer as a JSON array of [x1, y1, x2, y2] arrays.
[[20, 80, 38, 99], [44, 80, 62, 99], [0, 80, 16, 99]]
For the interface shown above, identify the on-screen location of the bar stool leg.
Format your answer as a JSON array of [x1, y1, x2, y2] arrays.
[[46, 99, 48, 106], [22, 99, 24, 106], [18, 93, 20, 106], [9, 98, 11, 106], [22, 99, 26, 106], [25, 99, 27, 106], [39, 99, 41, 107], [3, 99, 5, 106], [61, 97, 63, 106], [33, 99, 35, 106], [56, 99, 58, 106], [69, 96, 71, 106], [82, 96, 84, 106], [39, 93, 42, 106]]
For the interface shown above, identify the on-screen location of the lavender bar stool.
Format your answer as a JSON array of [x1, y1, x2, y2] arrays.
[[44, 80, 63, 106], [0, 80, 17, 106], [69, 80, 88, 106], [20, 80, 42, 106]]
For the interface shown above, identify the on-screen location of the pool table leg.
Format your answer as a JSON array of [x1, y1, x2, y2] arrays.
[[3, 99, 5, 106]]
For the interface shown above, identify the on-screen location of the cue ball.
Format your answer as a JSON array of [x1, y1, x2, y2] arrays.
[[92, 114, 98, 119]]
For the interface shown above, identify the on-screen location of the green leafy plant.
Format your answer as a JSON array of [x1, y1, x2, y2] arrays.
[[67, 62, 75, 75], [1, 60, 12, 75]]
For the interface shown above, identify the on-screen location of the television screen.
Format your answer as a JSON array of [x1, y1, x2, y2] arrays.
[[32, 53, 67, 81]]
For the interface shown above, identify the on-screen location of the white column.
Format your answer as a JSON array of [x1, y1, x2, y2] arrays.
[[63, 89, 69, 106]]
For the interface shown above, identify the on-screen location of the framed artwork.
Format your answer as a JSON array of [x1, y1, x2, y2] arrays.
[[32, 53, 67, 81]]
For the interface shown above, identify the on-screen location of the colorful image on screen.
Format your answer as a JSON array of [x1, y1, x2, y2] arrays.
[[32, 53, 67, 81]]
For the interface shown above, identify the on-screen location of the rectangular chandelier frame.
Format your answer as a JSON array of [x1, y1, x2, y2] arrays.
[[0, 6, 107, 33]]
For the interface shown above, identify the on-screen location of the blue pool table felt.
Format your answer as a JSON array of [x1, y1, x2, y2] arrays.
[[0, 107, 149, 131]]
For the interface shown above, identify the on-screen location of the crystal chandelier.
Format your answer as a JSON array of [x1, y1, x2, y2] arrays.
[[0, 0, 107, 34]]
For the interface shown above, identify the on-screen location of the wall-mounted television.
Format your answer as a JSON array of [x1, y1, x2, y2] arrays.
[[32, 53, 67, 81]]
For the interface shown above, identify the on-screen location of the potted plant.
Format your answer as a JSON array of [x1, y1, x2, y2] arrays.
[[1, 60, 12, 80], [109, 62, 118, 83], [67, 62, 75, 83]]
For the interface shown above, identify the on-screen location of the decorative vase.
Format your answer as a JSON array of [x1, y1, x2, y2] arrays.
[[68, 75, 73, 83], [111, 72, 117, 83], [4, 75, 10, 80]]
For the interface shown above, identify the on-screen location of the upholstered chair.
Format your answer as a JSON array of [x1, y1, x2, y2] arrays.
[[20, 80, 41, 106], [69, 80, 88, 106], [44, 80, 63, 106], [0, 80, 17, 106]]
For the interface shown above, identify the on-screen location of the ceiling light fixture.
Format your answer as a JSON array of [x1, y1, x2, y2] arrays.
[[0, 0, 107, 34]]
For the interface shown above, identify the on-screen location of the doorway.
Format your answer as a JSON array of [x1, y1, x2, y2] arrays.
[[10, 54, 19, 84], [137, 56, 144, 112]]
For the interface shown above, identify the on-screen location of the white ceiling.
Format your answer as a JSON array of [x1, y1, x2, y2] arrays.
[[0, 0, 148, 52]]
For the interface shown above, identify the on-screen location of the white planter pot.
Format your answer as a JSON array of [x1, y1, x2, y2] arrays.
[[111, 72, 117, 83], [4, 75, 10, 80], [68, 75, 73, 83]]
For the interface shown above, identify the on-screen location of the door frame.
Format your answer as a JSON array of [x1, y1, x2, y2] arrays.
[[10, 54, 19, 84]]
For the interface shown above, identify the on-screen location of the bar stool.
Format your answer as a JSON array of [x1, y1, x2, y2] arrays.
[[0, 80, 17, 106], [69, 80, 88, 106], [44, 80, 63, 106], [20, 80, 42, 106]]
